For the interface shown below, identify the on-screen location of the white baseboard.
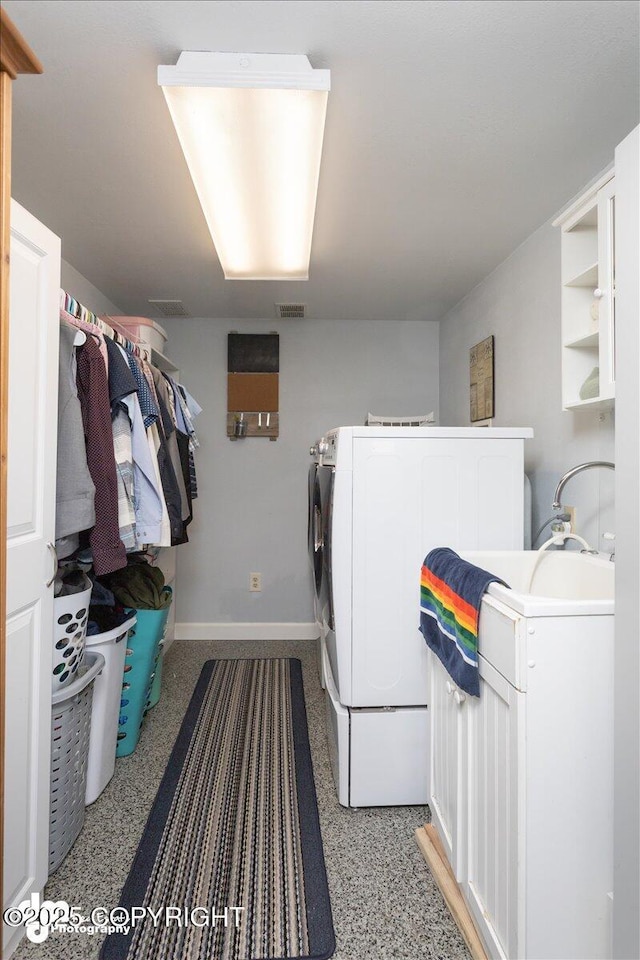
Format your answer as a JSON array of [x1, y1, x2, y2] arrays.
[[174, 622, 321, 641]]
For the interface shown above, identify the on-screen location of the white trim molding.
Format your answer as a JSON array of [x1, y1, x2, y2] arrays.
[[613, 124, 640, 960], [551, 164, 615, 227], [174, 622, 321, 641]]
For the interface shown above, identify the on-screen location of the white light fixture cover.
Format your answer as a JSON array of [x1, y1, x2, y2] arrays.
[[158, 52, 330, 280]]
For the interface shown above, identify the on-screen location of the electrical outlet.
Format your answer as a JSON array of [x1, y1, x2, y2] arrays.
[[250, 572, 262, 592], [565, 506, 576, 533]]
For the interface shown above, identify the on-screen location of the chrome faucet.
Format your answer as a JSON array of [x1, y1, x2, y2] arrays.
[[552, 461, 615, 510]]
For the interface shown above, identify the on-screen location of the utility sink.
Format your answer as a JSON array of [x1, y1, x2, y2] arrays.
[[461, 549, 614, 617], [449, 550, 614, 960]]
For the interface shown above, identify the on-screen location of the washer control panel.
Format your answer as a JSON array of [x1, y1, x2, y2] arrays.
[[322, 431, 338, 465], [310, 431, 339, 465]]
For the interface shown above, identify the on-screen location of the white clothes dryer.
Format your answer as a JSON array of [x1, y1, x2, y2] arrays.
[[313, 424, 533, 807]]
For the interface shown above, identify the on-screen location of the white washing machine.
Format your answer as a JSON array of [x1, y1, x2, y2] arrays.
[[313, 424, 533, 807]]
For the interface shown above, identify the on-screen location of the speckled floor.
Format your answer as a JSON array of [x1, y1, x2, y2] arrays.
[[13, 640, 470, 960]]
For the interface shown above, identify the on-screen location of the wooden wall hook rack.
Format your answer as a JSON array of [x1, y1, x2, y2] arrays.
[[227, 411, 279, 440]]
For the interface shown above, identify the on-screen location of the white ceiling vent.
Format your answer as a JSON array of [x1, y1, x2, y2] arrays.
[[275, 303, 306, 319], [148, 299, 191, 318]]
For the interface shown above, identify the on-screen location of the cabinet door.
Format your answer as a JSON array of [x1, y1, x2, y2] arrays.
[[4, 202, 60, 957], [464, 656, 524, 960], [597, 176, 616, 400], [428, 650, 466, 880]]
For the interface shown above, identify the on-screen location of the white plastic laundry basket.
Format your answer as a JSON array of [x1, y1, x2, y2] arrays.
[[52, 574, 92, 690], [84, 614, 136, 805], [49, 651, 105, 874]]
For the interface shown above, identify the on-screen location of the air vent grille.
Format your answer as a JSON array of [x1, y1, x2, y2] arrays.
[[275, 303, 306, 320], [148, 299, 191, 318]]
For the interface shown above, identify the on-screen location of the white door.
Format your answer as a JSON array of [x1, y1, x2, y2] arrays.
[[4, 201, 60, 957], [428, 650, 466, 880], [464, 656, 524, 960]]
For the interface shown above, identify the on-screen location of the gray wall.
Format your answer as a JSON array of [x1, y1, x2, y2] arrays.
[[439, 219, 615, 551], [61, 258, 123, 316], [162, 317, 439, 625]]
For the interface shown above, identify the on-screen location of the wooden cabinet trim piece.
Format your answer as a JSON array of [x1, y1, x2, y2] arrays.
[[0, 9, 42, 79]]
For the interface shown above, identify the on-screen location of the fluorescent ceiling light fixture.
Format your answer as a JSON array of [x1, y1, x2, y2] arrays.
[[158, 52, 330, 280]]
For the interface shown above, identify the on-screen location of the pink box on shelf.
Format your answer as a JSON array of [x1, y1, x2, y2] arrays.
[[106, 316, 168, 354]]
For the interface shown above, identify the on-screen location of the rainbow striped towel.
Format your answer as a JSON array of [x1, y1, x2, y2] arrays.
[[419, 548, 507, 696]]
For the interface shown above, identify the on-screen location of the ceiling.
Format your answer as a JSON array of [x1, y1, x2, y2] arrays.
[[5, 0, 639, 322]]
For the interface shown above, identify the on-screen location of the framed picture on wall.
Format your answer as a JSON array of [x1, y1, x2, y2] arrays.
[[470, 335, 494, 422]]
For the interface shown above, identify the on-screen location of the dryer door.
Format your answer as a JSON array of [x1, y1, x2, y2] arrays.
[[308, 463, 324, 603], [308, 461, 322, 624], [308, 462, 320, 587], [314, 465, 334, 631]]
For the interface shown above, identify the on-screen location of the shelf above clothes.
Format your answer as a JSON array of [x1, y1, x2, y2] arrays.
[[151, 347, 179, 375]]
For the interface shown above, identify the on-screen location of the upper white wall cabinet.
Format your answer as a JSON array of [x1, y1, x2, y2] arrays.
[[554, 169, 616, 411]]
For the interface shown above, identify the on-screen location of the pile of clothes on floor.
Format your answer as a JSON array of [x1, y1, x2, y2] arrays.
[[56, 555, 172, 639]]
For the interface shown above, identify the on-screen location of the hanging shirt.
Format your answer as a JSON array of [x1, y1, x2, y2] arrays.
[[76, 335, 127, 575], [163, 375, 193, 525], [56, 320, 96, 546], [147, 423, 173, 546], [111, 406, 136, 551], [105, 336, 137, 407], [151, 366, 191, 528], [61, 308, 109, 370], [152, 397, 186, 543], [105, 337, 137, 551], [125, 350, 159, 428], [179, 384, 203, 420], [116, 344, 167, 549], [130, 396, 167, 547], [173, 381, 200, 500], [141, 358, 161, 412]]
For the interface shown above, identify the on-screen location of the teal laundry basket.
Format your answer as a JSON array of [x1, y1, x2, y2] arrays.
[[146, 644, 164, 710], [116, 589, 171, 757]]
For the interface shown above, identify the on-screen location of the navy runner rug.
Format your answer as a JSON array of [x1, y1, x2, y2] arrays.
[[101, 658, 335, 960]]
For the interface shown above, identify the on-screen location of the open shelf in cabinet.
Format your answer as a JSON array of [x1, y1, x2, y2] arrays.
[[564, 331, 599, 348], [554, 169, 615, 411], [565, 262, 598, 288]]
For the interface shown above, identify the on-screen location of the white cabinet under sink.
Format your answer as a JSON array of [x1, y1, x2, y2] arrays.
[[427, 567, 614, 960], [465, 653, 524, 960], [428, 651, 466, 879]]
